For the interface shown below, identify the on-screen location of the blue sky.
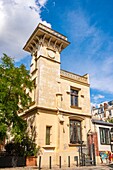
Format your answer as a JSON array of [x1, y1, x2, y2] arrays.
[[0, 0, 113, 107]]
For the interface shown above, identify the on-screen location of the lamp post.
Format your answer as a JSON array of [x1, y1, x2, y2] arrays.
[[79, 140, 84, 166], [81, 141, 84, 166]]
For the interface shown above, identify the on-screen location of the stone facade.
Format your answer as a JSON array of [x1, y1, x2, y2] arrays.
[[92, 101, 113, 121], [21, 23, 92, 167]]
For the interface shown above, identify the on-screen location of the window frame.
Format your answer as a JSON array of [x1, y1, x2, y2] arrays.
[[32, 78, 36, 102], [99, 127, 110, 145], [34, 51, 37, 69], [69, 119, 82, 144], [46, 126, 51, 145], [109, 110, 112, 116], [70, 87, 81, 109]]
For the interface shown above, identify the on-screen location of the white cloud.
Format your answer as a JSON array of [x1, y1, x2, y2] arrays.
[[66, 9, 113, 93], [0, 0, 50, 60], [91, 94, 105, 107], [53, 2, 55, 7], [91, 102, 98, 108], [38, 0, 47, 7], [92, 94, 105, 101]]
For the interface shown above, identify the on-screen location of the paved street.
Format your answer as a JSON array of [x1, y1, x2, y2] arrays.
[[0, 165, 113, 170]]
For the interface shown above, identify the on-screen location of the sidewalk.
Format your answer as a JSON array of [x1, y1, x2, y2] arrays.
[[0, 164, 113, 170]]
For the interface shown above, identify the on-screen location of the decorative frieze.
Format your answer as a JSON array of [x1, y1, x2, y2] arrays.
[[60, 70, 87, 83], [38, 23, 67, 41], [29, 36, 64, 53]]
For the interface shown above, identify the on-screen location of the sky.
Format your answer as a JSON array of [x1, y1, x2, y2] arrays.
[[0, 0, 113, 107]]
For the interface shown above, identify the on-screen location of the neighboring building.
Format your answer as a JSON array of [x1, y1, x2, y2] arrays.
[[89, 119, 113, 164], [106, 101, 113, 120], [20, 23, 92, 167], [92, 101, 113, 121], [92, 104, 105, 120]]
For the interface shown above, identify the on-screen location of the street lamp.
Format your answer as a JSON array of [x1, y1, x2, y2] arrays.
[[79, 140, 84, 166]]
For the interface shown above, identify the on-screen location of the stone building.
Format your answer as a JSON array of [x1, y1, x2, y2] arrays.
[[92, 101, 113, 121], [21, 23, 92, 166], [89, 119, 113, 164]]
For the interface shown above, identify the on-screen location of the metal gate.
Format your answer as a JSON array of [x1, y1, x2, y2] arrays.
[[79, 143, 96, 166]]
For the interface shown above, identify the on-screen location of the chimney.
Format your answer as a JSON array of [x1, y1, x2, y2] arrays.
[[104, 103, 108, 110]]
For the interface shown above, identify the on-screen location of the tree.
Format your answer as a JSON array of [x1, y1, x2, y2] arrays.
[[107, 117, 113, 124], [0, 54, 33, 142]]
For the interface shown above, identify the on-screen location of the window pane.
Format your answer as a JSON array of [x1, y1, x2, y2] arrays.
[[77, 123, 81, 142], [70, 120, 81, 144], [70, 89, 78, 107], [74, 96, 78, 106], [71, 95, 73, 106], [109, 110, 112, 116], [46, 126, 51, 145], [99, 128, 110, 145], [105, 129, 110, 144]]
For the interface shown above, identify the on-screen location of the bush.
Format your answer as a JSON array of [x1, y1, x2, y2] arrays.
[[5, 136, 40, 157]]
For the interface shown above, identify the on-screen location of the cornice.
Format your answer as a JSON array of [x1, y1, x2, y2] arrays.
[[59, 109, 92, 118], [60, 70, 90, 87], [20, 105, 91, 118], [23, 23, 70, 53]]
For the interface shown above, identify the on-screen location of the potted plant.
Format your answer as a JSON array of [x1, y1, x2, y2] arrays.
[[17, 135, 40, 166], [25, 138, 40, 166]]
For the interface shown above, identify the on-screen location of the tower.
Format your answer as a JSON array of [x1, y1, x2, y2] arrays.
[[23, 23, 70, 109]]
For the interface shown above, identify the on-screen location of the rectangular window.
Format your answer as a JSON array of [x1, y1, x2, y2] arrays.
[[34, 52, 37, 69], [109, 110, 112, 116], [111, 145, 113, 152], [100, 107, 104, 113], [70, 89, 78, 107], [46, 126, 51, 145], [99, 128, 110, 145], [70, 120, 81, 144], [111, 132, 113, 142], [32, 78, 36, 101], [98, 108, 101, 114]]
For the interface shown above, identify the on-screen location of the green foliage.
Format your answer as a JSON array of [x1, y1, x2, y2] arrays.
[[107, 117, 113, 124], [5, 135, 40, 157], [0, 123, 7, 142], [0, 54, 33, 141]]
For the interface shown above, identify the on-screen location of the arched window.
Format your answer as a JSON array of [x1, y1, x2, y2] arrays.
[[70, 120, 81, 144]]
